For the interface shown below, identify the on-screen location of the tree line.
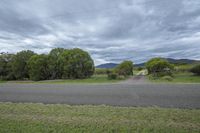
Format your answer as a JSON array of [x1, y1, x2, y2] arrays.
[[1, 47, 199, 82], [0, 48, 94, 81], [145, 58, 200, 80]]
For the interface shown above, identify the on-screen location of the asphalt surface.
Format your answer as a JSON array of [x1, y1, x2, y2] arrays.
[[0, 77, 200, 108]]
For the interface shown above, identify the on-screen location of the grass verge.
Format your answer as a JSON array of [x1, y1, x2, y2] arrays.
[[149, 72, 200, 83], [0, 80, 6, 83], [6, 75, 124, 84], [0, 102, 199, 133]]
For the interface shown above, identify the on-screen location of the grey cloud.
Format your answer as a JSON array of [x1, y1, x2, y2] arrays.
[[0, 0, 200, 65], [0, 3, 48, 37]]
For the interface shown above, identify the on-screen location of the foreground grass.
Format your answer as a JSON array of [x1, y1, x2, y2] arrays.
[[150, 72, 200, 83], [4, 75, 124, 84], [0, 103, 199, 133], [0, 80, 6, 83]]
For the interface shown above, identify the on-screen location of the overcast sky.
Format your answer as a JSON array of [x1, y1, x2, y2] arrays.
[[0, 0, 200, 65]]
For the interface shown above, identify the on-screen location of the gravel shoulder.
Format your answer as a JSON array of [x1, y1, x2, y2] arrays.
[[120, 76, 148, 84]]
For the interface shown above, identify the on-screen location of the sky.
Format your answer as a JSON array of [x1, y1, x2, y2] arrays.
[[0, 0, 200, 65]]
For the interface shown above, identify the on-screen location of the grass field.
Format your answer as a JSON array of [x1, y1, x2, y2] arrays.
[[0, 81, 6, 83], [172, 72, 200, 83], [3, 75, 124, 84], [0, 102, 199, 133], [150, 72, 200, 83]]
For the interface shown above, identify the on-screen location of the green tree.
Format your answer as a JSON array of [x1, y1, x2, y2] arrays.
[[0, 54, 7, 79], [145, 58, 174, 77], [190, 64, 200, 76], [0, 53, 15, 80], [28, 54, 49, 81], [61, 48, 94, 79], [48, 48, 65, 79], [12, 50, 35, 79], [116, 61, 133, 76]]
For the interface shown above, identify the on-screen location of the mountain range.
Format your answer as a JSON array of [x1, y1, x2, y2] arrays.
[[96, 63, 119, 69], [96, 58, 199, 68]]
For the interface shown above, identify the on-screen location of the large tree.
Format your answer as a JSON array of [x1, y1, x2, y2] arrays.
[[145, 58, 174, 76], [116, 61, 133, 76], [12, 50, 35, 79], [28, 54, 49, 81], [48, 48, 65, 79], [0, 53, 15, 80], [61, 48, 95, 79]]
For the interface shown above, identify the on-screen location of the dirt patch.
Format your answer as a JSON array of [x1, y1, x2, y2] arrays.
[[120, 76, 148, 84]]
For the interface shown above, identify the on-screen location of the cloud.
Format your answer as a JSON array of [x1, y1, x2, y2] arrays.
[[0, 0, 200, 65]]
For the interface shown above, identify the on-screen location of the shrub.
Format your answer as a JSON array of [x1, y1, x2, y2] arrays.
[[148, 74, 159, 80], [95, 68, 109, 75], [137, 67, 143, 71], [146, 58, 174, 77], [116, 61, 133, 77], [161, 76, 173, 81], [107, 72, 118, 80], [190, 64, 200, 76]]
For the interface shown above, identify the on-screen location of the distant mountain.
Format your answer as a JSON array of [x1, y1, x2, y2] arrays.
[[135, 58, 199, 67], [135, 63, 145, 67], [96, 58, 199, 69], [164, 58, 198, 64], [96, 63, 118, 68]]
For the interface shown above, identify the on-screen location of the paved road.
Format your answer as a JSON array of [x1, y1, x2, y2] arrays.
[[0, 78, 200, 108]]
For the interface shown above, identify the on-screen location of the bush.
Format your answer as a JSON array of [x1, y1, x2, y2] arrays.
[[161, 76, 173, 81], [153, 71, 173, 77], [95, 68, 109, 75], [107, 72, 118, 80], [146, 58, 174, 77], [116, 61, 133, 77], [148, 74, 158, 80], [190, 64, 200, 75], [137, 67, 143, 71]]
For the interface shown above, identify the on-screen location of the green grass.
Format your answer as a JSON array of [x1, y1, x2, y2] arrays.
[[149, 72, 200, 83], [0, 103, 199, 133], [6, 75, 124, 84], [175, 64, 194, 72], [172, 73, 200, 83], [0, 80, 6, 83]]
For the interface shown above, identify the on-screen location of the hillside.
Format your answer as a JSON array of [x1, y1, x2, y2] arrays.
[[96, 58, 199, 68], [164, 58, 198, 64], [96, 63, 118, 68]]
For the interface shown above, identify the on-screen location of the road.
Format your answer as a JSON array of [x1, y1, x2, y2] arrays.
[[0, 77, 200, 108]]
